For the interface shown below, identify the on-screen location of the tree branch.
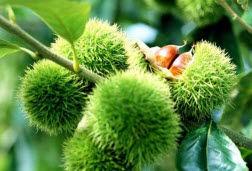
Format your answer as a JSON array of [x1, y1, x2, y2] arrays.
[[218, 0, 252, 34], [0, 15, 103, 83], [221, 126, 252, 150]]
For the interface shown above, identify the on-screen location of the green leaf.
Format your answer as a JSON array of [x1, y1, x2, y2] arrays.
[[0, 39, 20, 59], [0, 27, 29, 48], [177, 122, 248, 171], [0, 0, 91, 43]]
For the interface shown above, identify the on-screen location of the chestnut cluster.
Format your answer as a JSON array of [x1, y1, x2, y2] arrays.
[[147, 43, 193, 77], [19, 19, 237, 170]]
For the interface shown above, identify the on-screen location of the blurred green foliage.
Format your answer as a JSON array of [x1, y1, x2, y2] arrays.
[[0, 0, 252, 170]]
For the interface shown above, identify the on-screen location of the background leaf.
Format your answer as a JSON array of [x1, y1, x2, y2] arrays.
[[0, 0, 91, 43], [177, 122, 248, 171], [221, 71, 252, 130], [0, 39, 21, 59]]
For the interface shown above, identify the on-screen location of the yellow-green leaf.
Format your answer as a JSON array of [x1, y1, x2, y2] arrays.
[[0, 39, 20, 59], [0, 0, 91, 43]]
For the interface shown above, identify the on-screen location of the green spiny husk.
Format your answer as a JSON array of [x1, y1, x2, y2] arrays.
[[51, 18, 146, 76], [64, 129, 133, 171], [86, 70, 180, 169], [20, 60, 87, 135], [170, 41, 237, 121]]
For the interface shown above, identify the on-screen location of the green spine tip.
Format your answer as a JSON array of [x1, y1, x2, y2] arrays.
[[20, 60, 87, 135], [171, 41, 237, 121], [64, 129, 133, 171], [86, 70, 180, 169], [176, 0, 223, 27]]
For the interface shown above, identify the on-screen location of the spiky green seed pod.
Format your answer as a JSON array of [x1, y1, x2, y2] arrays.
[[86, 70, 180, 169], [64, 129, 133, 171], [170, 41, 237, 121], [176, 0, 223, 27], [51, 19, 146, 76], [20, 60, 86, 135]]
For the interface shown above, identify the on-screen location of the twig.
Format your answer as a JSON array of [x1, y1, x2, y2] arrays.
[[0, 15, 103, 83], [221, 126, 252, 150], [218, 0, 252, 34]]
